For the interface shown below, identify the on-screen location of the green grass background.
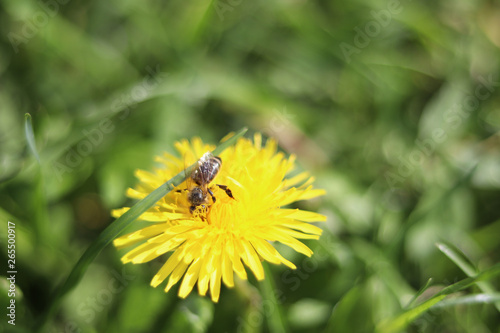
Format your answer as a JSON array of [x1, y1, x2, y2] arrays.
[[1, 0, 500, 332]]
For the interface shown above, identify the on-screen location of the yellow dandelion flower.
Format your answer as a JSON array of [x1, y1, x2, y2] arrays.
[[112, 133, 326, 302]]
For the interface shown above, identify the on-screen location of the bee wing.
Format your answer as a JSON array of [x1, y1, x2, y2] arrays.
[[198, 151, 214, 165]]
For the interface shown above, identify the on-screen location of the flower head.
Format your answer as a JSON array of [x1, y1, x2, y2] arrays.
[[112, 133, 326, 302]]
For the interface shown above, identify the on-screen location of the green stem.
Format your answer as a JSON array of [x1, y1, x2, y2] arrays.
[[259, 262, 288, 333]]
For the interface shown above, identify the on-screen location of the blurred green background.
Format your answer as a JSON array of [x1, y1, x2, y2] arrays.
[[1, 0, 500, 332]]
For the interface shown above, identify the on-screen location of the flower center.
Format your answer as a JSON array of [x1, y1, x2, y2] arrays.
[[207, 191, 240, 230]]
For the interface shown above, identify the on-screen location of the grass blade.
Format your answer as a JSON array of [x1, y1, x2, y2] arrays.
[[436, 242, 477, 276], [376, 295, 446, 333], [24, 113, 40, 163], [375, 263, 500, 333], [404, 278, 433, 309], [437, 241, 500, 312], [36, 127, 247, 331], [431, 293, 500, 309]]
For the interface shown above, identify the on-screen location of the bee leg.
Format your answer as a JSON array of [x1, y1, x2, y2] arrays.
[[216, 184, 234, 199], [208, 188, 216, 203], [190, 205, 208, 221]]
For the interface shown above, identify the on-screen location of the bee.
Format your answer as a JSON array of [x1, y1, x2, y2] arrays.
[[180, 152, 234, 216]]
